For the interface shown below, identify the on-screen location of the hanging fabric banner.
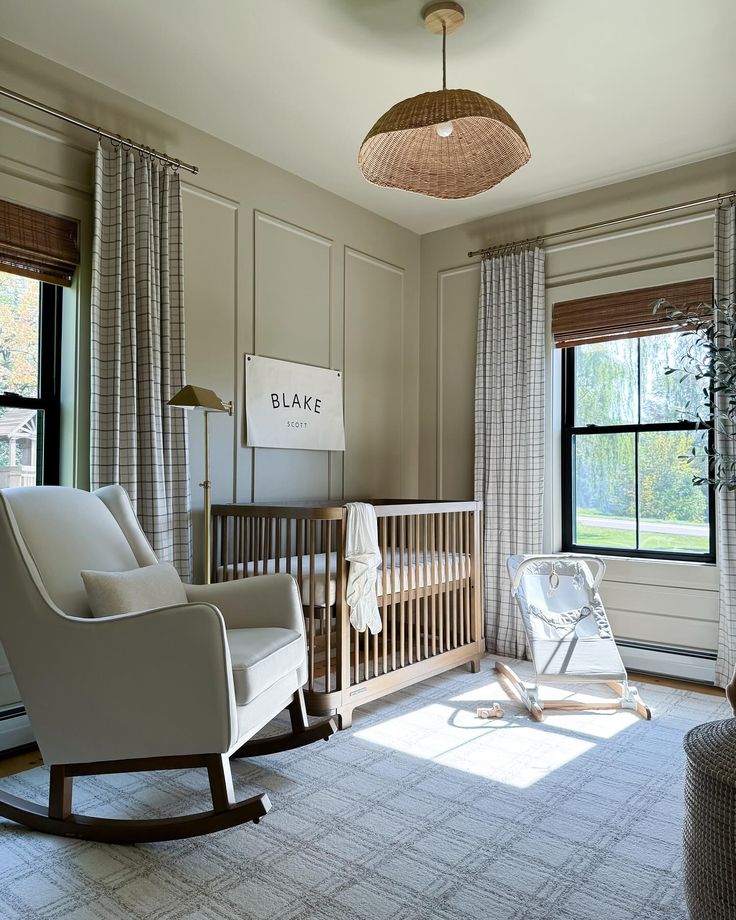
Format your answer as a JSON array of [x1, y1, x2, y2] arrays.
[[244, 354, 345, 451]]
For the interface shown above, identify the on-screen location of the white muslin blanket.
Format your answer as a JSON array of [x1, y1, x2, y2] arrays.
[[345, 502, 383, 634]]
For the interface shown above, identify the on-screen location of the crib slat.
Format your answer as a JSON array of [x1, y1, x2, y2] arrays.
[[474, 508, 482, 642], [443, 513, 451, 650], [235, 516, 245, 578], [336, 516, 347, 695], [457, 513, 464, 646], [296, 519, 303, 597], [430, 513, 437, 656], [268, 517, 274, 575], [243, 517, 252, 578], [451, 512, 458, 649], [434, 514, 445, 655], [221, 515, 229, 582], [353, 615, 360, 684], [242, 516, 247, 579], [275, 518, 281, 573], [372, 511, 379, 677], [286, 518, 292, 574], [308, 520, 316, 691], [399, 515, 406, 668], [463, 511, 471, 644], [372, 615, 379, 679], [407, 514, 414, 665], [413, 513, 421, 662], [381, 517, 388, 675], [422, 514, 429, 660], [324, 520, 331, 693], [390, 515, 397, 672]]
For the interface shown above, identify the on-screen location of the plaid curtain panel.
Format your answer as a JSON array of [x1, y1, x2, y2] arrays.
[[715, 204, 736, 689], [90, 141, 192, 581], [474, 247, 546, 657]]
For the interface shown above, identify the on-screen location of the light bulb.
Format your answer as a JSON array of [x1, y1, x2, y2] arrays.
[[435, 121, 453, 137]]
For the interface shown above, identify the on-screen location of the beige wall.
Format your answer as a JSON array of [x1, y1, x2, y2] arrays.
[[0, 38, 421, 709], [419, 152, 736, 659], [1, 35, 735, 707]]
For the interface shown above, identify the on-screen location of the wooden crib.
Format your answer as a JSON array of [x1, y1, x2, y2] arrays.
[[211, 500, 484, 728]]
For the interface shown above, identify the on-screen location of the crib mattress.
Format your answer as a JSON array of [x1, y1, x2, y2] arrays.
[[216, 550, 470, 608]]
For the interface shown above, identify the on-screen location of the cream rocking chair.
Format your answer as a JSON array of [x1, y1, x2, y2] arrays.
[[0, 485, 335, 843]]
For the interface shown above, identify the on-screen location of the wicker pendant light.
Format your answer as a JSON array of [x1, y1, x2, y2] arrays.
[[358, 2, 530, 199]]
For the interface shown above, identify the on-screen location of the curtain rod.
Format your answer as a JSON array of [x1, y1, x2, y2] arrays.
[[0, 84, 199, 175], [467, 190, 735, 259]]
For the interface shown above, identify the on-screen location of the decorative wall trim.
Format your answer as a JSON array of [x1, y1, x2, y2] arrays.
[[254, 211, 334, 501], [344, 246, 406, 498], [436, 263, 480, 499], [182, 183, 239, 210], [547, 246, 714, 288]]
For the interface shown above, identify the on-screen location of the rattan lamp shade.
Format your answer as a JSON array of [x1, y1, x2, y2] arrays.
[[358, 88, 530, 199]]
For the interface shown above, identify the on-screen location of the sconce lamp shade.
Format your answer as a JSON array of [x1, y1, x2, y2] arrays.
[[169, 385, 231, 413]]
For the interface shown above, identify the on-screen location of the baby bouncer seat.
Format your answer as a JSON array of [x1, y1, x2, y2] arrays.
[[495, 554, 651, 722]]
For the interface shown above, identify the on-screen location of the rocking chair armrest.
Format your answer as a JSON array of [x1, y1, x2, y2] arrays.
[[185, 574, 305, 635], [33, 602, 238, 764]]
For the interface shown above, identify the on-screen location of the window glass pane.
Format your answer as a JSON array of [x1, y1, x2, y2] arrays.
[[574, 339, 638, 426], [574, 432, 636, 548], [0, 272, 41, 398], [640, 333, 705, 423], [0, 407, 42, 487], [638, 429, 709, 554]]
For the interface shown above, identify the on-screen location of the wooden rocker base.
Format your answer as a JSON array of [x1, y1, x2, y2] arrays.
[[0, 752, 271, 844], [494, 661, 652, 722], [0, 692, 334, 844], [232, 719, 337, 758], [0, 787, 271, 844], [233, 690, 337, 757]]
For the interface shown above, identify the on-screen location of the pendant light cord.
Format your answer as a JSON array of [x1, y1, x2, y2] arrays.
[[442, 22, 447, 90]]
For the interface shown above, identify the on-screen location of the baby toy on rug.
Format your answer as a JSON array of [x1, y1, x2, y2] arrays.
[[476, 703, 504, 719]]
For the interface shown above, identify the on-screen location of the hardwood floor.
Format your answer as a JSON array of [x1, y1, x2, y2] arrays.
[[628, 671, 726, 697], [0, 674, 725, 780], [0, 746, 42, 779]]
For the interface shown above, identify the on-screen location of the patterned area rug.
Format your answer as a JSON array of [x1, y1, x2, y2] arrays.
[[0, 657, 730, 920]]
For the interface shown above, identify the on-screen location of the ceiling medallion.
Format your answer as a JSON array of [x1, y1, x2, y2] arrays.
[[358, 2, 530, 199]]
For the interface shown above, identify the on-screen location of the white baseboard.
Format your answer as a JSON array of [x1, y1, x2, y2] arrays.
[[0, 710, 34, 752], [618, 642, 716, 684]]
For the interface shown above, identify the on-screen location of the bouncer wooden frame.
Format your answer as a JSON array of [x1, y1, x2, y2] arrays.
[[496, 554, 651, 723]]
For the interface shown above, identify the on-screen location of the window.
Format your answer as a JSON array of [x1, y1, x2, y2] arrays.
[[0, 271, 62, 486], [561, 332, 715, 561]]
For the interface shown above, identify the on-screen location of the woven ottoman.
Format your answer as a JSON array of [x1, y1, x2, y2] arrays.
[[683, 718, 736, 920]]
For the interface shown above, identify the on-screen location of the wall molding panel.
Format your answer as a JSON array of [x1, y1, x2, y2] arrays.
[[344, 246, 406, 499], [436, 263, 479, 500], [252, 211, 334, 502]]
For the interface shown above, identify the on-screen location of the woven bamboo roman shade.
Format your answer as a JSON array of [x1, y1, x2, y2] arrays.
[[0, 199, 80, 287], [552, 278, 714, 348]]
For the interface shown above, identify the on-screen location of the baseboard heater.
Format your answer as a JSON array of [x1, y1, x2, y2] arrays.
[[0, 705, 34, 754], [617, 639, 717, 685]]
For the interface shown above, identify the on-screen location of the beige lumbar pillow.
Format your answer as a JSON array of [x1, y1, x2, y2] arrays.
[[81, 562, 188, 617]]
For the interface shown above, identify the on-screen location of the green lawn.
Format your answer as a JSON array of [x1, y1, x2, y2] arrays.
[[575, 521, 708, 554]]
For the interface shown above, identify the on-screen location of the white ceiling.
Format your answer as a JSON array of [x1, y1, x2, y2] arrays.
[[1, 0, 735, 233]]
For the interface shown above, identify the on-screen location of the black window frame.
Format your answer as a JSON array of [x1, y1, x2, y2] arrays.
[[561, 339, 716, 563], [0, 279, 62, 486]]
